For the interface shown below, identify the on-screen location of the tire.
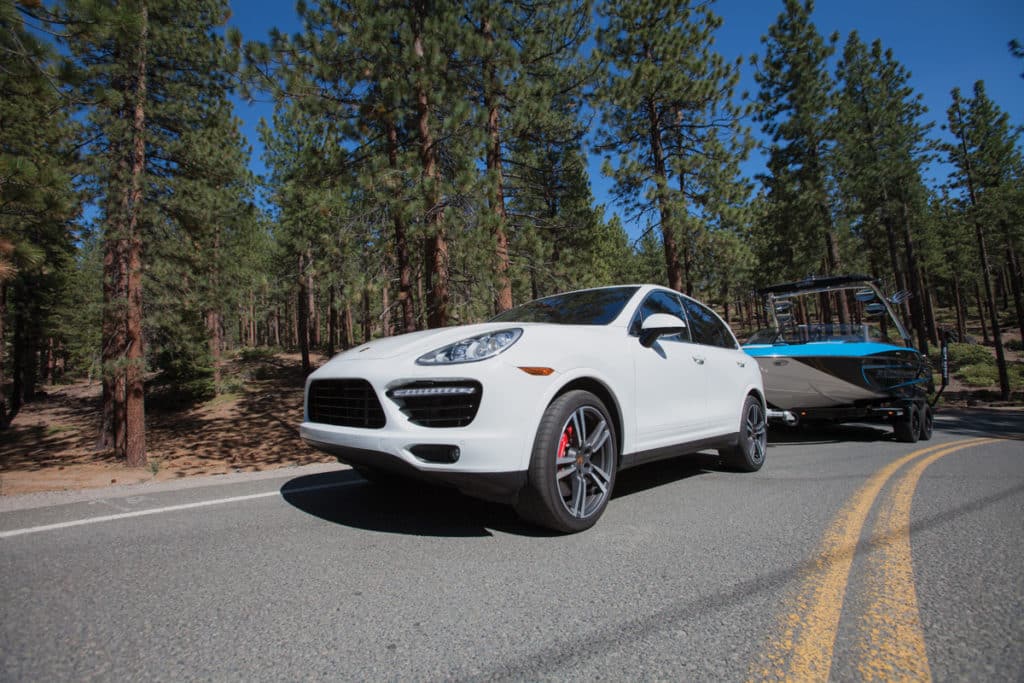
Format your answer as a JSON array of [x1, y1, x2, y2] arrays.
[[515, 390, 618, 533], [894, 404, 921, 443], [718, 394, 767, 472], [919, 404, 934, 441]]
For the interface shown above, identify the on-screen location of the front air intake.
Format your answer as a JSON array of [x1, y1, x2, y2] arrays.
[[387, 381, 482, 428], [308, 379, 386, 429]]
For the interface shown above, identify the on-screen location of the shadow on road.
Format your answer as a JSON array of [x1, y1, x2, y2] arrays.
[[935, 408, 1024, 438], [280, 454, 720, 537], [766, 422, 892, 445]]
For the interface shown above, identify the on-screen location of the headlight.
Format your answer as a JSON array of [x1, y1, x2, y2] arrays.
[[416, 328, 523, 365]]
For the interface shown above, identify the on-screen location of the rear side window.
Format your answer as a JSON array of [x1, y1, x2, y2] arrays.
[[628, 291, 691, 343], [681, 297, 737, 349]]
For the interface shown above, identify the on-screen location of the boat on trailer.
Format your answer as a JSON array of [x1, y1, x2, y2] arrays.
[[742, 275, 942, 442]]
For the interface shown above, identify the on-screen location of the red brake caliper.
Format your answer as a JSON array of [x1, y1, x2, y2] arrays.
[[557, 426, 574, 459]]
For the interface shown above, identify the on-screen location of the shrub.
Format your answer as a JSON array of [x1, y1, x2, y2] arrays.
[[956, 363, 999, 387], [237, 346, 278, 362], [946, 343, 995, 368]]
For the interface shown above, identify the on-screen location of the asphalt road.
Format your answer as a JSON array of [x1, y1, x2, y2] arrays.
[[2, 409, 1022, 681]]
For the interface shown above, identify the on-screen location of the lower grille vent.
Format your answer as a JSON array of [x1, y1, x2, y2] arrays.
[[308, 379, 386, 429]]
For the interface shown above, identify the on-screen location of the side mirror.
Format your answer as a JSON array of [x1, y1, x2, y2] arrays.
[[639, 313, 687, 348]]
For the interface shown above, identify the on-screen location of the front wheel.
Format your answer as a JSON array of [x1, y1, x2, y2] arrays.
[[515, 390, 618, 533], [718, 394, 767, 472]]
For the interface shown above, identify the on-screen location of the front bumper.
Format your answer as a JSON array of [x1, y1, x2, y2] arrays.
[[299, 356, 555, 501]]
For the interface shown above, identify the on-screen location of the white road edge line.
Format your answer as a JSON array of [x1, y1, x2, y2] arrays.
[[0, 480, 358, 539]]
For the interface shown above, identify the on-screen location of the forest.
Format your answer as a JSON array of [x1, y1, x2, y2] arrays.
[[1, 0, 1023, 468]]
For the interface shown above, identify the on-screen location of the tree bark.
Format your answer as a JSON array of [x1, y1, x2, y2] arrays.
[[899, 201, 928, 355], [385, 119, 416, 334], [326, 284, 336, 357], [297, 253, 310, 376], [975, 280, 989, 344], [413, 6, 448, 328], [952, 273, 967, 343], [1005, 241, 1024, 344], [644, 89, 683, 292], [0, 281, 7, 427], [483, 18, 512, 313], [306, 250, 318, 349], [362, 286, 372, 344]]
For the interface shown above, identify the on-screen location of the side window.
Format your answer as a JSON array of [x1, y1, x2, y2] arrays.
[[628, 291, 691, 343], [681, 297, 738, 349]]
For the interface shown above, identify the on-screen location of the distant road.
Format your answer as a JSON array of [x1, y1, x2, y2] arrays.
[[2, 409, 1022, 681]]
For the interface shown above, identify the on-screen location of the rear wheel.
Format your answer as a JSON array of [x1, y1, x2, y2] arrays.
[[515, 390, 618, 533], [894, 404, 921, 443], [718, 394, 767, 472]]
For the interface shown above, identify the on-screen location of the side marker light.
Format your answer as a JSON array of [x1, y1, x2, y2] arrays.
[[519, 367, 555, 376]]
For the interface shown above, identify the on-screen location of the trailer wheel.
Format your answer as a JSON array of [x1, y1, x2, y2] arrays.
[[919, 405, 934, 441], [894, 404, 921, 443]]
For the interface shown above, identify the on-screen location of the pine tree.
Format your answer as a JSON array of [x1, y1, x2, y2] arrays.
[[833, 32, 934, 352], [945, 82, 1023, 399], [61, 0, 239, 464], [595, 0, 750, 295], [754, 0, 849, 323], [0, 1, 78, 427]]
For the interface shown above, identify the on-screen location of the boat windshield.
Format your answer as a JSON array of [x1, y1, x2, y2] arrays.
[[746, 285, 910, 347]]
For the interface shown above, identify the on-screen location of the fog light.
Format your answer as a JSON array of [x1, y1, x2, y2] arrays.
[[410, 445, 461, 463]]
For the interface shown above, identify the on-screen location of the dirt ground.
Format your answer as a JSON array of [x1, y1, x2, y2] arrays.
[[1, 347, 1021, 497], [0, 353, 335, 496]]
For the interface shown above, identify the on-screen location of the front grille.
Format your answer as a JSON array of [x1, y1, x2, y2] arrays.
[[387, 381, 482, 428], [308, 379, 385, 429]]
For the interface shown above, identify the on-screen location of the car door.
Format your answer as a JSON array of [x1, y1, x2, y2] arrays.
[[628, 290, 710, 452], [680, 296, 749, 433]]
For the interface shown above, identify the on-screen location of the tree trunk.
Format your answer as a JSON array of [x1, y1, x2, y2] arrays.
[[413, 9, 449, 328], [206, 309, 221, 386], [385, 118, 416, 334], [297, 253, 310, 376], [327, 284, 336, 357], [974, 224, 1010, 398], [644, 89, 683, 292], [122, 2, 148, 467], [483, 19, 512, 313], [98, 5, 148, 466], [362, 287, 372, 344], [823, 229, 851, 324], [0, 282, 7, 427], [306, 250, 318, 349], [1005, 242, 1024, 345], [900, 201, 928, 355], [381, 274, 393, 338], [953, 273, 967, 343], [343, 302, 354, 349], [975, 280, 989, 344]]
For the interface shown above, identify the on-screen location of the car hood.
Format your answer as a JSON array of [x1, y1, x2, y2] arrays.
[[323, 322, 529, 363]]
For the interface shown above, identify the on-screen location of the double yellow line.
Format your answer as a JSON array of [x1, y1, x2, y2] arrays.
[[752, 437, 996, 682]]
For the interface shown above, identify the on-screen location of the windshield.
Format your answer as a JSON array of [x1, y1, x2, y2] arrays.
[[490, 286, 640, 325], [746, 286, 909, 347]]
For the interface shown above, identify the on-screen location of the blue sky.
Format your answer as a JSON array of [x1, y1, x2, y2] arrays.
[[228, 0, 1024, 240]]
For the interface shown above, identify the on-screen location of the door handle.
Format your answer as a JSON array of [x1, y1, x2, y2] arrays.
[[736, 360, 746, 368], [692, 356, 705, 365]]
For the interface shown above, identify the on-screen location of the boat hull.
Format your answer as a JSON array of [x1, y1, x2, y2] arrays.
[[744, 343, 930, 412]]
